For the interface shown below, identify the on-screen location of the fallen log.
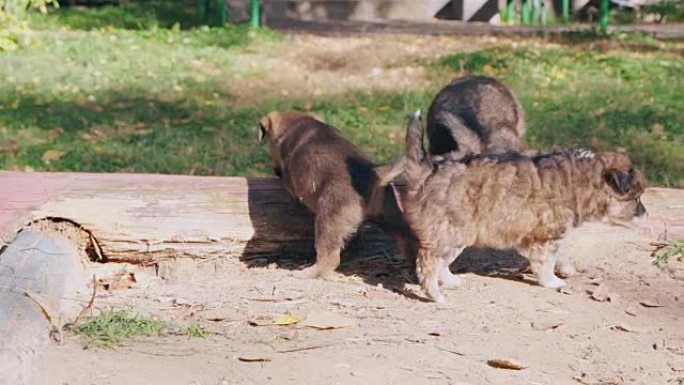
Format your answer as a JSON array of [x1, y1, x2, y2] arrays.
[[0, 172, 682, 264], [0, 172, 397, 263]]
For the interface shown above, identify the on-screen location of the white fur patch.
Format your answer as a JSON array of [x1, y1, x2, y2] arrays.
[[413, 110, 421, 120], [574, 149, 595, 159]]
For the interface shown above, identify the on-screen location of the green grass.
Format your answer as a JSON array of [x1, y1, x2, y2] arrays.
[[69, 310, 166, 347], [1, 6, 683, 186], [183, 323, 213, 338], [653, 239, 684, 266], [29, 0, 202, 31], [68, 310, 213, 348]]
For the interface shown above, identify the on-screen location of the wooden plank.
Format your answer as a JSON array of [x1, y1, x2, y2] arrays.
[[1, 172, 682, 264]]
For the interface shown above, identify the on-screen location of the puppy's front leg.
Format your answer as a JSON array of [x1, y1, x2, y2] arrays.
[[416, 247, 445, 303], [523, 243, 566, 289], [439, 247, 465, 289]]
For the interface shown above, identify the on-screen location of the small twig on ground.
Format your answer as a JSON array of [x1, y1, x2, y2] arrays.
[[72, 275, 97, 325], [435, 346, 466, 357], [24, 290, 63, 344], [276, 342, 337, 354], [130, 349, 197, 357]]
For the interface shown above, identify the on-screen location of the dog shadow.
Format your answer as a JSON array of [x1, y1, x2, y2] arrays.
[[241, 177, 533, 300]]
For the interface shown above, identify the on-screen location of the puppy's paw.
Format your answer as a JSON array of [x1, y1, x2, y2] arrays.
[[439, 270, 462, 289], [424, 286, 446, 304], [428, 292, 446, 304], [556, 262, 577, 278], [294, 265, 330, 279], [538, 275, 566, 289]]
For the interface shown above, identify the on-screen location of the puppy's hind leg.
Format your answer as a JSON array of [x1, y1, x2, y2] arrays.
[[439, 247, 465, 289], [301, 202, 363, 279], [416, 247, 445, 303], [523, 243, 566, 289]]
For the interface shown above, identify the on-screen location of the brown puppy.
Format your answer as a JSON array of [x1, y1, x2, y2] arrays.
[[403, 112, 646, 303], [427, 76, 525, 158], [258, 111, 416, 277]]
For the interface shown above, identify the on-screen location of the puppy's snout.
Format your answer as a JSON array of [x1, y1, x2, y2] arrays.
[[635, 200, 647, 217]]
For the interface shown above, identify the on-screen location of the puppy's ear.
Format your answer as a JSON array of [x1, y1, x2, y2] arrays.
[[257, 115, 271, 142], [604, 168, 634, 195]]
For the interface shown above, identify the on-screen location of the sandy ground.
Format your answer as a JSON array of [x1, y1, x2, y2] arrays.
[[26, 187, 684, 385]]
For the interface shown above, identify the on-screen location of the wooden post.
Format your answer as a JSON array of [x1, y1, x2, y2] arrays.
[[562, 0, 570, 23], [521, 0, 531, 25], [215, 0, 227, 26], [251, 0, 260, 28], [600, 0, 609, 34], [505, 0, 515, 24], [197, 0, 208, 25]]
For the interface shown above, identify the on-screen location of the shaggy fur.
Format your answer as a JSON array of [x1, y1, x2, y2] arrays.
[[427, 76, 525, 157], [403, 112, 646, 303], [258, 111, 416, 277]]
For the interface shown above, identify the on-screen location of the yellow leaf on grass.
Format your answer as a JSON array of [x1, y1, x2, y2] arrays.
[[41, 150, 66, 164], [272, 314, 300, 326]]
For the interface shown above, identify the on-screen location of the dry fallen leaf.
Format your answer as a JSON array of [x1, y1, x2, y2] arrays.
[[41, 149, 66, 164], [668, 361, 684, 372], [588, 284, 617, 303], [247, 315, 273, 327], [97, 272, 136, 291], [272, 314, 300, 326], [487, 359, 526, 370], [531, 321, 563, 331], [610, 324, 641, 333], [302, 311, 356, 330], [639, 299, 664, 308], [201, 308, 235, 322], [238, 356, 272, 363]]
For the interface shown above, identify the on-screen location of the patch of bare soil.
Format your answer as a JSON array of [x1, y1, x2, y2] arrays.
[[226, 33, 507, 104], [28, 189, 684, 385]]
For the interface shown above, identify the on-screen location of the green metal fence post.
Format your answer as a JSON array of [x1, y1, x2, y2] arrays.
[[600, 0, 609, 34], [216, 0, 227, 26], [505, 0, 515, 24], [251, 0, 260, 28], [197, 0, 208, 25], [540, 0, 547, 25], [521, 0, 531, 24], [562, 0, 570, 23]]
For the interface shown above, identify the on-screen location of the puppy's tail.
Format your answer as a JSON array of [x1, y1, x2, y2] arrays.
[[373, 157, 406, 186], [406, 110, 424, 163], [405, 110, 430, 183], [433, 110, 482, 157]]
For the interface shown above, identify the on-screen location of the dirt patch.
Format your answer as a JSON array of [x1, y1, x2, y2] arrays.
[[27, 214, 684, 385], [226, 34, 506, 104]]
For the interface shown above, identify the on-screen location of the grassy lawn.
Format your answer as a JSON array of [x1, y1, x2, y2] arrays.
[[1, 3, 682, 186]]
